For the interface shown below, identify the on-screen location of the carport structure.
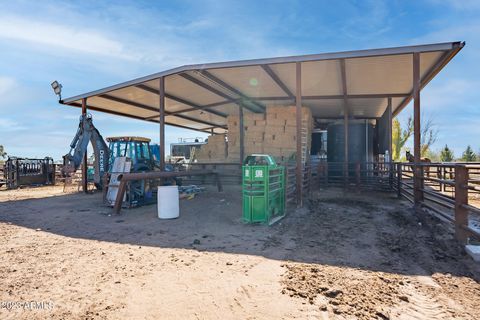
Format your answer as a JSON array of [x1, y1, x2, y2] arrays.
[[61, 41, 465, 205]]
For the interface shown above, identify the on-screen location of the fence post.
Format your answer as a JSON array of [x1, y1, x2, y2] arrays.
[[454, 165, 469, 244], [397, 163, 402, 198], [414, 164, 424, 209], [420, 166, 424, 202]]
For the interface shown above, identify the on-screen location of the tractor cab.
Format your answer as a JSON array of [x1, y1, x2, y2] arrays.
[[106, 137, 155, 172]]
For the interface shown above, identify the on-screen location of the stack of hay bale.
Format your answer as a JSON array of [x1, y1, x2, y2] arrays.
[[263, 106, 313, 163], [227, 113, 267, 163], [195, 134, 227, 163], [225, 106, 312, 164]]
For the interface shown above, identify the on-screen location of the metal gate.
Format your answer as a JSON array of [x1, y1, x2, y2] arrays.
[[3, 157, 56, 189]]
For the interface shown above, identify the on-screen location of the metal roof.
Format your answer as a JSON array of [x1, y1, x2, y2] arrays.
[[61, 41, 465, 134]]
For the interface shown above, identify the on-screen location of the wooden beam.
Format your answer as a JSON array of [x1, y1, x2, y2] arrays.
[[81, 98, 88, 193], [159, 77, 166, 171], [295, 62, 303, 207], [261, 65, 294, 98]]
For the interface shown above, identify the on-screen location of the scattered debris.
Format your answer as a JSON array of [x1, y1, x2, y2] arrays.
[[179, 185, 205, 200]]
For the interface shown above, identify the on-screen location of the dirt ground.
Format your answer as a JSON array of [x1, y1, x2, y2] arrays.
[[1, 185, 479, 319]]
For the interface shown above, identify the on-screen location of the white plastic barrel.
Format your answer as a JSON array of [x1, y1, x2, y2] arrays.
[[157, 186, 180, 219]]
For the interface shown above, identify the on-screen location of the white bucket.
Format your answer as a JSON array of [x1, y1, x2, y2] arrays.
[[157, 186, 180, 219]]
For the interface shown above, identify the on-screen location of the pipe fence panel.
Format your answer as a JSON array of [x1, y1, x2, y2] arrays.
[[394, 162, 480, 243]]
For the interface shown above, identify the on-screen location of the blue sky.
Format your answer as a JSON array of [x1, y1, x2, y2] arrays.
[[0, 0, 479, 160]]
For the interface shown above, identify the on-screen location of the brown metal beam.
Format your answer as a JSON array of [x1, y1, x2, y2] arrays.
[[254, 93, 409, 101], [198, 70, 265, 112], [314, 116, 379, 120], [261, 65, 294, 98], [387, 97, 393, 188], [68, 102, 215, 134], [180, 73, 261, 114], [135, 84, 228, 118], [340, 59, 349, 184], [81, 98, 88, 193], [159, 77, 166, 171], [168, 99, 232, 115], [413, 52, 423, 206], [239, 104, 245, 164], [386, 97, 393, 160], [393, 45, 463, 117], [295, 62, 303, 207], [98, 93, 227, 129]]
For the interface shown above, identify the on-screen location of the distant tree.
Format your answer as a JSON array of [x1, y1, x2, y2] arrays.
[[392, 117, 413, 161], [461, 145, 477, 162], [440, 145, 454, 162], [392, 113, 438, 160], [425, 149, 440, 162], [420, 117, 438, 158], [0, 145, 6, 159]]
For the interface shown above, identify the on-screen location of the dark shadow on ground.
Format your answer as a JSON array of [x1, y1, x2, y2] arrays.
[[1, 185, 479, 281]]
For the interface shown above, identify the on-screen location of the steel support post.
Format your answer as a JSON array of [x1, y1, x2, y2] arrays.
[[239, 104, 245, 165], [387, 98, 393, 188], [344, 109, 349, 187], [340, 59, 349, 187], [81, 98, 88, 193], [295, 62, 303, 207], [413, 52, 423, 206], [159, 77, 166, 171]]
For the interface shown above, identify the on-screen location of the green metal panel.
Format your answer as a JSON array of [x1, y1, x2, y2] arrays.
[[242, 154, 285, 224]]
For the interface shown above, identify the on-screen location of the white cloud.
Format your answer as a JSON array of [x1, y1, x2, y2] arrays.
[[0, 76, 16, 95], [0, 117, 26, 131], [0, 15, 138, 60]]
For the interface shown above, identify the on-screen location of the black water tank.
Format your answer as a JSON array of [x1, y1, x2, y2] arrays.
[[327, 120, 374, 175]]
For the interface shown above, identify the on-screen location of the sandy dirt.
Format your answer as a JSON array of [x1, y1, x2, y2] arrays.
[[0, 185, 479, 319]]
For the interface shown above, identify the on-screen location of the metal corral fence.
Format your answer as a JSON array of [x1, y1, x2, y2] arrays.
[[177, 160, 480, 243], [394, 162, 480, 243], [181, 163, 242, 186], [3, 157, 56, 189], [285, 160, 480, 244]]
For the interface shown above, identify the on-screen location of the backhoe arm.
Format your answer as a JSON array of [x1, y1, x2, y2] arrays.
[[62, 114, 110, 189]]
